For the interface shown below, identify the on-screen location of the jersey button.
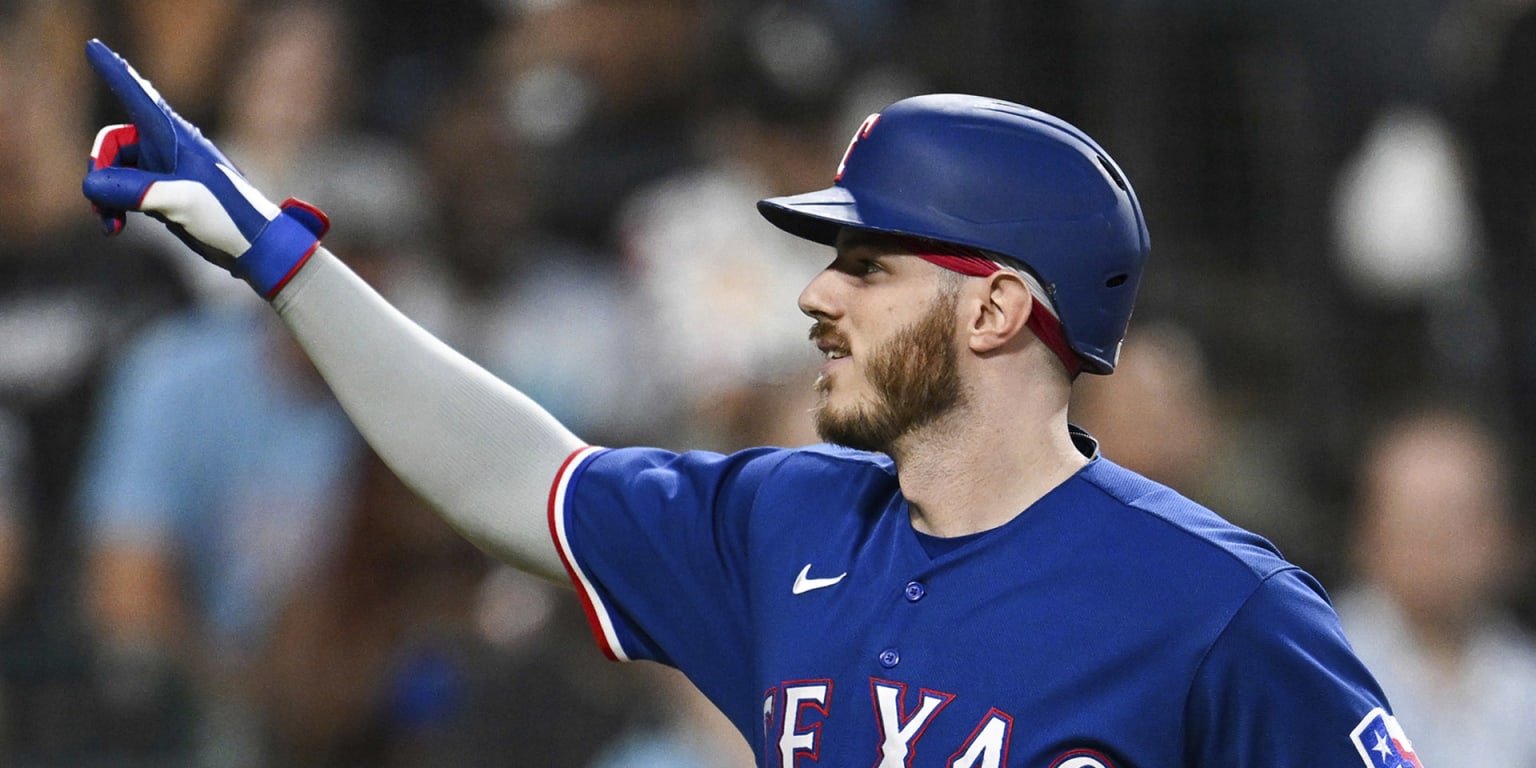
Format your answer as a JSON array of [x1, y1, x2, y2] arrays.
[[903, 581, 926, 602], [878, 648, 900, 668]]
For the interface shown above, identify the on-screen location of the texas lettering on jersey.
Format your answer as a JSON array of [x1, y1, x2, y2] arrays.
[[762, 678, 1014, 768]]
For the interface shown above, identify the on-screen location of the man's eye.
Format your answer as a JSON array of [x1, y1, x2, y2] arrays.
[[859, 260, 883, 275]]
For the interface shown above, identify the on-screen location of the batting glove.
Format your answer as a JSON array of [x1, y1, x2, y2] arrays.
[[80, 39, 329, 300]]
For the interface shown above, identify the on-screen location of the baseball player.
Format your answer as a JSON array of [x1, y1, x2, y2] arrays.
[[80, 39, 1419, 766]]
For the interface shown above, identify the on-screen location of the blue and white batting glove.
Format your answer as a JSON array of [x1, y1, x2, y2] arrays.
[[81, 39, 329, 300]]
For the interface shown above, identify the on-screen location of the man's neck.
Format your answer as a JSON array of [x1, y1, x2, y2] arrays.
[[891, 405, 1088, 539]]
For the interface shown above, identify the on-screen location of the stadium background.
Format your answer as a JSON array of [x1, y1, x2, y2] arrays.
[[0, 0, 1531, 764]]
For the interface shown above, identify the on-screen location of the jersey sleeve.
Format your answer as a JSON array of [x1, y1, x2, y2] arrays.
[[1184, 567, 1416, 766], [550, 445, 791, 671]]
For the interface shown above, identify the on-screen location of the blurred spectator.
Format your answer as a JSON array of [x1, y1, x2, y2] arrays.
[[1328, 102, 1491, 408], [590, 663, 755, 768], [1332, 107, 1481, 306], [614, 1, 866, 451], [99, 0, 249, 128], [1323, 0, 1508, 433], [257, 451, 450, 765], [411, 14, 660, 447], [902, 1, 1085, 117], [361, 564, 658, 768], [0, 410, 25, 624], [255, 453, 643, 767], [0, 408, 28, 751], [0, 5, 193, 761], [487, 0, 711, 253], [125, 0, 436, 310], [1466, 3, 1536, 467], [75, 6, 674, 761], [76, 303, 364, 764], [1068, 323, 1315, 569], [72, 4, 445, 763], [343, 0, 500, 140], [1334, 405, 1536, 765], [1070, 323, 1223, 494], [1081, 0, 1463, 520]]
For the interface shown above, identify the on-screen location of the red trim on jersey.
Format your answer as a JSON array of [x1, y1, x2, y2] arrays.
[[546, 445, 622, 662]]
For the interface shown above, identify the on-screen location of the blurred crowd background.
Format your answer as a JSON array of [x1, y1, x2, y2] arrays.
[[0, 0, 1534, 765]]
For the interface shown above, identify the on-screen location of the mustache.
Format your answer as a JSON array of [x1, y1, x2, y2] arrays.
[[808, 321, 848, 351]]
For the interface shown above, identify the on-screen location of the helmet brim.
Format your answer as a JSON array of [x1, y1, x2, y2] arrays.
[[757, 186, 862, 247]]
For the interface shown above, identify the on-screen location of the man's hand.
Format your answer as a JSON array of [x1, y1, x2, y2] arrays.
[[81, 39, 329, 299]]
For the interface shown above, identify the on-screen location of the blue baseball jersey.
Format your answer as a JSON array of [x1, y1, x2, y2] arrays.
[[548, 430, 1420, 767]]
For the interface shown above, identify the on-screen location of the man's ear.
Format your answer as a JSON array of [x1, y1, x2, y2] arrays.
[[969, 272, 1033, 353]]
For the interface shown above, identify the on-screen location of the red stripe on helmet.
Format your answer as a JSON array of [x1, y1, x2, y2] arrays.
[[900, 238, 1083, 377]]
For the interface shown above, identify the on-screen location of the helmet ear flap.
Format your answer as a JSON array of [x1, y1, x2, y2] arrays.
[[758, 94, 1150, 374]]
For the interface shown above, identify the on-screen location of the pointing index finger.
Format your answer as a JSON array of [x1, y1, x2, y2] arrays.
[[84, 39, 176, 173]]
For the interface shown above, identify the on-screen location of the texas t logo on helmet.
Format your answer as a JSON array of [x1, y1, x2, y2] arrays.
[[835, 113, 881, 182]]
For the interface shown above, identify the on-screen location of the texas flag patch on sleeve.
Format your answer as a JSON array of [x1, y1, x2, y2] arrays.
[[1351, 708, 1425, 768]]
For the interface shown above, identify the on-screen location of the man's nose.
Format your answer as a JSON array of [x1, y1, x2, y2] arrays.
[[798, 268, 841, 320]]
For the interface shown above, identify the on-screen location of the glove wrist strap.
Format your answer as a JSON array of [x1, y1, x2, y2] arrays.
[[231, 199, 329, 300]]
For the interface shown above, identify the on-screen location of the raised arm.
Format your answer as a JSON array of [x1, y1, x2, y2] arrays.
[[79, 39, 581, 580]]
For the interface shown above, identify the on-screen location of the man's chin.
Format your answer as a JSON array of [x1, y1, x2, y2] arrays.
[[813, 406, 891, 454]]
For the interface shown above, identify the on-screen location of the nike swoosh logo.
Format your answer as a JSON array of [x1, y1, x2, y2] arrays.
[[792, 563, 847, 595]]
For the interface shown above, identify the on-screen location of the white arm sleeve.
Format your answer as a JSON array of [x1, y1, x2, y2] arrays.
[[271, 249, 583, 581]]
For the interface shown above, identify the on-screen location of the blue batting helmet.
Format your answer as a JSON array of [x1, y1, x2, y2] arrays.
[[757, 94, 1151, 374]]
